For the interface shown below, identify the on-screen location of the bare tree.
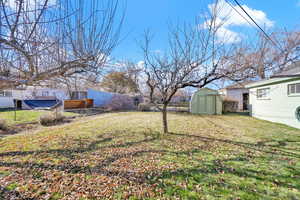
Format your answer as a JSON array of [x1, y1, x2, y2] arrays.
[[230, 29, 300, 79], [0, 0, 124, 89], [141, 4, 251, 134]]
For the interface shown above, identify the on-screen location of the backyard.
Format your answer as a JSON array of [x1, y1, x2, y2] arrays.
[[0, 112, 299, 199], [0, 110, 78, 126]]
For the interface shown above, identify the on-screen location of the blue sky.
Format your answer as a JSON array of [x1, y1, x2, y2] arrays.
[[112, 0, 300, 62]]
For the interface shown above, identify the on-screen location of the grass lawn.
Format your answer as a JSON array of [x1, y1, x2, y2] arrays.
[[0, 110, 78, 125], [0, 112, 299, 199]]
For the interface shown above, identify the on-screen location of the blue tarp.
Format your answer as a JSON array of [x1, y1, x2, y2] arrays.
[[23, 99, 61, 109], [87, 89, 114, 107]]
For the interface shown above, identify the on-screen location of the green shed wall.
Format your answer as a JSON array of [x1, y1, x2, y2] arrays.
[[190, 88, 222, 115]]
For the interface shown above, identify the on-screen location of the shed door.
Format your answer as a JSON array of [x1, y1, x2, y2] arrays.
[[198, 96, 206, 113], [197, 95, 216, 114], [206, 95, 216, 114]]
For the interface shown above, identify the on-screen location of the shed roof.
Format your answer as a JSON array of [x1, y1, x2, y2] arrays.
[[193, 88, 220, 96]]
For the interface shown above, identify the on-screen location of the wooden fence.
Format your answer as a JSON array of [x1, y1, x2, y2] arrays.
[[64, 99, 93, 109]]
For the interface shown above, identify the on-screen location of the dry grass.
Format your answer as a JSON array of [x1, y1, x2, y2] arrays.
[[0, 112, 299, 199], [0, 110, 77, 126]]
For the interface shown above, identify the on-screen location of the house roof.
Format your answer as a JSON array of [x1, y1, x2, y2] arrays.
[[271, 61, 300, 78], [246, 62, 300, 89], [223, 81, 253, 89], [245, 77, 300, 89]]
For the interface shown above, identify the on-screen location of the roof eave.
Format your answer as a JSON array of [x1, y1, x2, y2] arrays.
[[245, 76, 300, 89], [270, 74, 300, 78]]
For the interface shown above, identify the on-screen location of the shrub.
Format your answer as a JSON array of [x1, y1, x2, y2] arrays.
[[0, 119, 8, 131], [222, 99, 239, 113], [138, 103, 152, 112], [40, 112, 65, 126], [105, 94, 135, 111]]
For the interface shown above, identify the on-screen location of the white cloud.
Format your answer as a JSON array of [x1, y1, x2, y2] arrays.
[[208, 0, 274, 28], [297, 0, 300, 7], [204, 0, 274, 43], [215, 27, 242, 43]]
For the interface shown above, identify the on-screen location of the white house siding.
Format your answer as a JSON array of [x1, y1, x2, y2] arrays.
[[28, 88, 69, 100], [0, 90, 26, 108], [0, 97, 14, 108], [0, 88, 70, 108], [249, 79, 300, 129], [221, 88, 249, 110]]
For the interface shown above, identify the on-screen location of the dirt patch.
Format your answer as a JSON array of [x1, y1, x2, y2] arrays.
[[0, 117, 76, 137], [0, 122, 39, 136]]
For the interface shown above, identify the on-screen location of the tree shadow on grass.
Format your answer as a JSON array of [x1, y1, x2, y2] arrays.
[[168, 132, 300, 159], [0, 129, 299, 198], [150, 156, 300, 198], [0, 130, 166, 178], [0, 132, 160, 159], [0, 186, 37, 200]]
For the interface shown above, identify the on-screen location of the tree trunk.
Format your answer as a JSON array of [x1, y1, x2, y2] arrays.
[[162, 104, 168, 134]]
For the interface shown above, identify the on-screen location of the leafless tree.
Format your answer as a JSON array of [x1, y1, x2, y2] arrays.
[[0, 0, 124, 89], [141, 4, 251, 134], [230, 29, 300, 79]]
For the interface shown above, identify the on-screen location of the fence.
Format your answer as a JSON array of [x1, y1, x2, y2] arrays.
[[64, 99, 93, 109]]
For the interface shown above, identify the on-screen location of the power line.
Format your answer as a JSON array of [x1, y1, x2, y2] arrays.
[[225, 0, 255, 30], [227, 0, 283, 52]]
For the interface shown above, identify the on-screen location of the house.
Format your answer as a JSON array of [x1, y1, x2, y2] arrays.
[[219, 82, 250, 111], [0, 86, 69, 109], [190, 88, 222, 115], [71, 91, 88, 100], [87, 89, 135, 110], [246, 62, 300, 129], [170, 90, 191, 104]]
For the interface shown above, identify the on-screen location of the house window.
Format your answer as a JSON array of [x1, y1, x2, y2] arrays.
[[288, 83, 300, 95], [257, 88, 270, 99], [41, 91, 49, 96], [71, 91, 87, 100], [0, 91, 12, 97]]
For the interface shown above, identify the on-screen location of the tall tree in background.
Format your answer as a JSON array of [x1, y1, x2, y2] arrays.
[[0, 0, 124, 89], [100, 71, 139, 94], [230, 30, 300, 79], [141, 2, 252, 134]]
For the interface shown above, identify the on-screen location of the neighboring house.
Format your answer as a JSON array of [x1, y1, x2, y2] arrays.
[[0, 90, 15, 108], [0, 87, 69, 109], [0, 88, 34, 108], [219, 82, 250, 111], [170, 95, 191, 104], [87, 89, 114, 107], [87, 89, 135, 110], [170, 90, 191, 104], [246, 63, 300, 129], [71, 91, 88, 100]]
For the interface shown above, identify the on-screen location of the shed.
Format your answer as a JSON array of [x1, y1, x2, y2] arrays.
[[190, 88, 222, 115]]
